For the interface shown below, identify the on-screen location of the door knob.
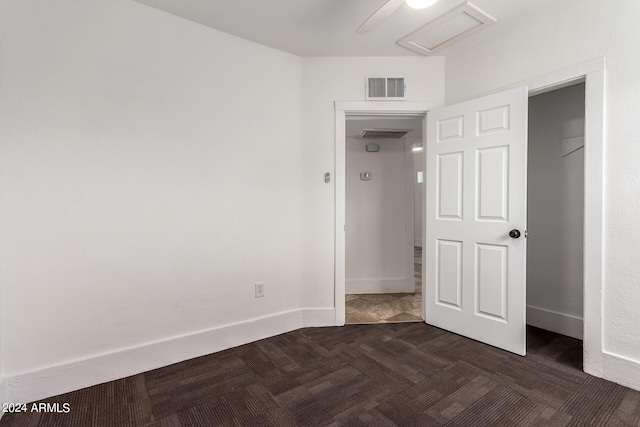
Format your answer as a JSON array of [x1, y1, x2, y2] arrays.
[[509, 229, 521, 239]]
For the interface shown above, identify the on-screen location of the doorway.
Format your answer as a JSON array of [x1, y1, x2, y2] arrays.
[[343, 115, 424, 324], [527, 82, 585, 341]]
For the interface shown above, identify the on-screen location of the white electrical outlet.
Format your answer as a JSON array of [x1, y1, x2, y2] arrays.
[[255, 282, 264, 298]]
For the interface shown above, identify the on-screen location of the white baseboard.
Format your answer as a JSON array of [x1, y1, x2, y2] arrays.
[[526, 305, 583, 339], [301, 308, 336, 327], [0, 377, 7, 420], [346, 278, 413, 294], [602, 351, 640, 392], [6, 308, 335, 405]]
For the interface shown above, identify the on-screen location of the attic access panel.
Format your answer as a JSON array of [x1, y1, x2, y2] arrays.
[[397, 1, 496, 56]]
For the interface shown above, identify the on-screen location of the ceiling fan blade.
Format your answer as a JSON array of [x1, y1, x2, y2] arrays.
[[356, 0, 405, 34]]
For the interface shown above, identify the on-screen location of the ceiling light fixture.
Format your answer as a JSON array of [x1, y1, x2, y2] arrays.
[[405, 0, 438, 10]]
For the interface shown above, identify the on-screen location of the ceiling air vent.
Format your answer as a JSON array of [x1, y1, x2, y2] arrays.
[[359, 129, 411, 139], [366, 76, 406, 100]]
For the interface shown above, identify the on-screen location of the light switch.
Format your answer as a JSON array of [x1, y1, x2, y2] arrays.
[[360, 172, 372, 180]]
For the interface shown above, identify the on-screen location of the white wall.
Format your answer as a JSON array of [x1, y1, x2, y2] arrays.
[[444, 0, 640, 389], [527, 84, 585, 339], [345, 138, 413, 294], [0, 0, 307, 400], [301, 57, 445, 308], [0, 2, 446, 403]]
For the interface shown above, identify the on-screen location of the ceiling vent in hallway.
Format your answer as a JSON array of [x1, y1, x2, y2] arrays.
[[359, 129, 411, 139]]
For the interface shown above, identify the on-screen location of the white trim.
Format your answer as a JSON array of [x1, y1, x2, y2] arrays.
[[336, 101, 437, 116], [335, 101, 440, 326], [527, 58, 604, 96], [527, 305, 583, 340], [421, 115, 428, 321], [0, 377, 7, 418], [602, 351, 640, 391], [5, 308, 334, 405], [492, 58, 604, 98], [522, 58, 606, 378], [335, 109, 347, 326], [404, 139, 416, 297], [301, 308, 336, 327], [346, 278, 414, 294], [582, 64, 606, 379]]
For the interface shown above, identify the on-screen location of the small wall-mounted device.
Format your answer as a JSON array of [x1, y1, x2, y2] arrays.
[[360, 172, 372, 181], [324, 172, 331, 183], [366, 143, 380, 152]]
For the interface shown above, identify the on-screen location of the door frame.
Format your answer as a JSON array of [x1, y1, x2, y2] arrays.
[[521, 57, 605, 378], [333, 56, 605, 376], [334, 101, 439, 326]]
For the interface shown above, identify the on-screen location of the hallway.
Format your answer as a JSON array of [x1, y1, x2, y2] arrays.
[[346, 247, 422, 324]]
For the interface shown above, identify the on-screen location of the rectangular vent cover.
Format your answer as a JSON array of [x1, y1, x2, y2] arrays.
[[359, 129, 411, 139], [366, 77, 406, 100]]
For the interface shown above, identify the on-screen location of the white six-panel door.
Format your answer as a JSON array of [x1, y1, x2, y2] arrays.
[[424, 86, 528, 355]]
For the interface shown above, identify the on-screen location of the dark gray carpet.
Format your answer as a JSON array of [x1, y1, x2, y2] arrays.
[[2, 324, 639, 426]]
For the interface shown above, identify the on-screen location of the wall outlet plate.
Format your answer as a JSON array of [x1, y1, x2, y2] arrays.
[[255, 282, 264, 298]]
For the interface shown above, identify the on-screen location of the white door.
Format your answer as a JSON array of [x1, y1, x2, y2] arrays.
[[424, 86, 528, 355]]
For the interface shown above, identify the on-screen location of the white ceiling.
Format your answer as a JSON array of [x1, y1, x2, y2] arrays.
[[133, 0, 555, 57]]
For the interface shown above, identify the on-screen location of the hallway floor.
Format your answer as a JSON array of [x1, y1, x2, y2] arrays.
[[345, 247, 422, 324]]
